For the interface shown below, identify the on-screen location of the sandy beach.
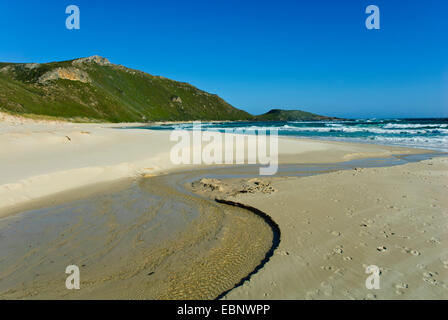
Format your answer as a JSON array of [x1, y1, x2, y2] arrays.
[[0, 112, 446, 299], [0, 112, 425, 218], [196, 158, 448, 300]]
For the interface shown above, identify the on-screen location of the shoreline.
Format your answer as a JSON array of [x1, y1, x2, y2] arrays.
[[1, 117, 446, 299], [0, 119, 431, 218]]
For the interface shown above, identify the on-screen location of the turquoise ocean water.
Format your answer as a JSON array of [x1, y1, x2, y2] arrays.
[[146, 118, 448, 152]]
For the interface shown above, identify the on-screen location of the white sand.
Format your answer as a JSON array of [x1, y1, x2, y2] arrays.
[[1, 112, 446, 300], [222, 158, 448, 300], [0, 112, 421, 217]]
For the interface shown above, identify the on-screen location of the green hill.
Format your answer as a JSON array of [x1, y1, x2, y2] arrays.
[[0, 56, 340, 123], [254, 109, 339, 121], [0, 56, 252, 122]]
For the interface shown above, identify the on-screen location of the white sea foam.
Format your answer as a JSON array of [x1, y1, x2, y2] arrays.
[[369, 135, 448, 152], [383, 123, 448, 129], [156, 120, 448, 152]]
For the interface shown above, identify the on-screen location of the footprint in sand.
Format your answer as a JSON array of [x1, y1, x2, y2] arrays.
[[346, 211, 355, 218], [335, 268, 346, 276], [379, 266, 389, 273], [333, 246, 344, 254], [360, 223, 369, 227], [346, 207, 356, 217], [423, 277, 438, 286], [423, 271, 439, 286], [321, 265, 335, 271], [394, 283, 409, 295], [428, 237, 441, 245], [400, 247, 421, 256]]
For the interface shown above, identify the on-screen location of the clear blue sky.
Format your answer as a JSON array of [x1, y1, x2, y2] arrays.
[[0, 0, 447, 118]]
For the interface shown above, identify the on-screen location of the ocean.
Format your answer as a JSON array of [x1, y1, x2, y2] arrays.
[[147, 118, 448, 152]]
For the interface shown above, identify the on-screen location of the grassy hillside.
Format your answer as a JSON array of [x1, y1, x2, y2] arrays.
[[0, 56, 341, 123], [254, 109, 339, 121], [0, 56, 252, 122]]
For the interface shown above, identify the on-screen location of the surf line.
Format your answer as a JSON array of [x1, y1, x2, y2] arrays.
[[213, 199, 281, 299]]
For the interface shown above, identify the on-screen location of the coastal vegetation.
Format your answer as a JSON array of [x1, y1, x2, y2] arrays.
[[0, 56, 335, 123]]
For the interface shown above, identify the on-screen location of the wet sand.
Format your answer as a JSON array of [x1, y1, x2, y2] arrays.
[[0, 173, 273, 299]]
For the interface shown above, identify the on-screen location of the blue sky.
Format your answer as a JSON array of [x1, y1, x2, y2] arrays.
[[0, 0, 447, 118]]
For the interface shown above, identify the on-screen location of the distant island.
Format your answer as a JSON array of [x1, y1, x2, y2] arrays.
[[0, 56, 338, 123], [255, 109, 340, 121]]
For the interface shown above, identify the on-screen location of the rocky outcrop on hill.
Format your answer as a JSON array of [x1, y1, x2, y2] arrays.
[[171, 96, 182, 103], [38, 67, 91, 83], [72, 55, 111, 66]]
